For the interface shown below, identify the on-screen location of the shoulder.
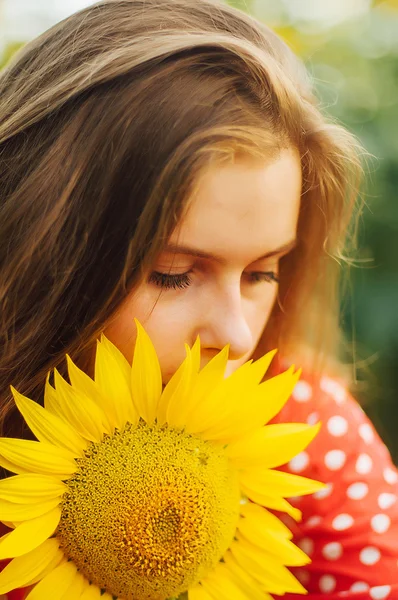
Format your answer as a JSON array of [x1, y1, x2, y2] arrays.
[[270, 369, 398, 596], [271, 367, 397, 501], [272, 369, 395, 481]]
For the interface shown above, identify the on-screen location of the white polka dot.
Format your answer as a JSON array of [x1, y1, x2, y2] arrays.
[[288, 451, 310, 473], [289, 495, 302, 505], [378, 492, 397, 510], [298, 537, 314, 556], [295, 569, 310, 585], [371, 514, 391, 534], [332, 513, 354, 531], [327, 415, 348, 437], [293, 380, 313, 402], [320, 377, 347, 404], [319, 575, 336, 593], [320, 376, 335, 394], [383, 467, 398, 485], [307, 412, 319, 425], [306, 515, 322, 528], [322, 542, 343, 561], [325, 449, 346, 471], [333, 388, 347, 405], [314, 483, 333, 499], [359, 423, 374, 444], [359, 546, 381, 565], [370, 585, 391, 599], [350, 582, 370, 593], [347, 482, 368, 500], [356, 453, 373, 474]]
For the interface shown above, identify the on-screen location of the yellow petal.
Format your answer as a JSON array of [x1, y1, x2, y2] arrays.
[[246, 349, 278, 384], [195, 344, 229, 392], [0, 474, 66, 503], [11, 387, 86, 455], [0, 538, 60, 593], [53, 370, 108, 442], [0, 497, 61, 521], [26, 560, 79, 599], [231, 538, 307, 595], [240, 468, 326, 498], [165, 348, 197, 429], [186, 361, 255, 438], [189, 335, 201, 374], [95, 336, 137, 430], [240, 502, 293, 539], [80, 583, 102, 600], [24, 546, 64, 586], [241, 485, 302, 520], [62, 570, 86, 599], [158, 337, 202, 428], [197, 366, 300, 443], [256, 366, 303, 424], [101, 335, 139, 428], [0, 506, 61, 559], [223, 552, 274, 600], [237, 529, 310, 569], [130, 320, 162, 424], [237, 513, 310, 567], [184, 345, 232, 434], [185, 353, 284, 439], [201, 562, 251, 600], [226, 422, 321, 468], [188, 585, 214, 600], [43, 377, 58, 414], [156, 351, 191, 427], [0, 438, 76, 478], [185, 345, 244, 433], [66, 355, 115, 432]]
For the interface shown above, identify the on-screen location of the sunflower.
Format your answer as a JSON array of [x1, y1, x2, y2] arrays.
[[0, 320, 324, 600]]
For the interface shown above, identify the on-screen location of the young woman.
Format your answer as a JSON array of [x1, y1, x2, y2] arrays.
[[0, 0, 396, 598]]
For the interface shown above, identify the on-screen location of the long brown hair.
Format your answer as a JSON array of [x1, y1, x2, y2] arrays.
[[0, 0, 363, 438]]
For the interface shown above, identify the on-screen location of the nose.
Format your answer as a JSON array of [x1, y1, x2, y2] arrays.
[[196, 284, 254, 361]]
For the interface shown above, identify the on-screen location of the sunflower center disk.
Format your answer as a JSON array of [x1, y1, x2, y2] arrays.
[[56, 422, 241, 600]]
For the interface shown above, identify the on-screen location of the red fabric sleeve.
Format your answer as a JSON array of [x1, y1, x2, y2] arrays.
[[271, 372, 398, 599]]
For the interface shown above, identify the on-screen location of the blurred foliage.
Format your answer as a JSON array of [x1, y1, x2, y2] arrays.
[[1, 2, 397, 461], [0, 42, 24, 67]]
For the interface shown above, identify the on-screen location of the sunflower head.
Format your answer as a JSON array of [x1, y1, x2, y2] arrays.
[[0, 321, 325, 600], [56, 422, 241, 599]]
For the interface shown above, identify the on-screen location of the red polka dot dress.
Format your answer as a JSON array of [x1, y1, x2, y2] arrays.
[[0, 372, 397, 599], [271, 371, 398, 599]]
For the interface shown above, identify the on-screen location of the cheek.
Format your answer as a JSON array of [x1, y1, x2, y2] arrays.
[[246, 282, 278, 327], [103, 286, 195, 380]]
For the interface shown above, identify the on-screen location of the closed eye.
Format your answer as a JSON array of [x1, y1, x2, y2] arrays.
[[148, 270, 279, 290], [248, 271, 279, 284], [148, 271, 192, 290]]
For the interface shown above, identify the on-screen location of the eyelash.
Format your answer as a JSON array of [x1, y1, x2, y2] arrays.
[[148, 270, 280, 290]]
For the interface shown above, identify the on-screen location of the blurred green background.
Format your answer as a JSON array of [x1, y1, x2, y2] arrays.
[[1, 0, 397, 461]]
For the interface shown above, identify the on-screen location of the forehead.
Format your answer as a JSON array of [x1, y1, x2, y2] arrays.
[[170, 148, 302, 263]]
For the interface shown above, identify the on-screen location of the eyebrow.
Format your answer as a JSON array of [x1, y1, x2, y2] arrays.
[[162, 239, 298, 264]]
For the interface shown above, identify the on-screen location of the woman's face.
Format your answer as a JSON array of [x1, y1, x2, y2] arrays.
[[104, 148, 301, 383]]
